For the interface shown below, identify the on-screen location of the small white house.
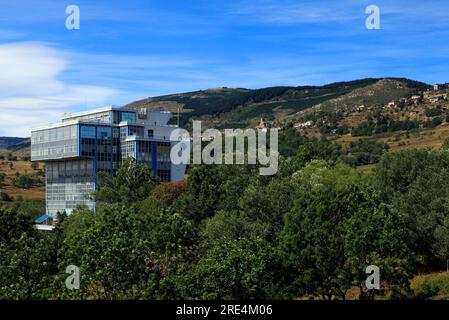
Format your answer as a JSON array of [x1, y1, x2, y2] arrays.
[[295, 120, 314, 129]]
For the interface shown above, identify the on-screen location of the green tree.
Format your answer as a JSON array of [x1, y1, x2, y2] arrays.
[[343, 197, 413, 299], [0, 206, 58, 299], [424, 108, 442, 117], [0, 233, 57, 299], [178, 238, 282, 299], [433, 216, 449, 272], [238, 177, 299, 241], [375, 149, 449, 266], [442, 138, 449, 150], [278, 126, 307, 157], [0, 172, 5, 188], [12, 174, 39, 189], [295, 140, 341, 166], [175, 163, 258, 222], [58, 203, 194, 299], [281, 161, 412, 299], [0, 205, 34, 245], [95, 158, 159, 204], [199, 210, 267, 249]]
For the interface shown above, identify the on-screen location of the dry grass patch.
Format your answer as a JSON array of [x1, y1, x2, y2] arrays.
[[0, 160, 45, 200]]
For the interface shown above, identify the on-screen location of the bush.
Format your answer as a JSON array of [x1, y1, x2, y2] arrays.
[[278, 127, 307, 157], [352, 114, 420, 137], [12, 174, 41, 189], [0, 192, 12, 202], [341, 140, 389, 166], [0, 172, 5, 186], [336, 124, 350, 135], [443, 138, 449, 150], [35, 170, 45, 177], [423, 117, 442, 128], [411, 273, 449, 299], [424, 108, 442, 117]]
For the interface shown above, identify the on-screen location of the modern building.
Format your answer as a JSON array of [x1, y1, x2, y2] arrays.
[[31, 106, 187, 218]]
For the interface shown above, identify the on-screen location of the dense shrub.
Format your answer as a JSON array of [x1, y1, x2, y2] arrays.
[[12, 174, 41, 189], [424, 108, 442, 117]]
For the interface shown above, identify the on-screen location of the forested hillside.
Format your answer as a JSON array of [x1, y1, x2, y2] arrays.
[[3, 139, 449, 299]]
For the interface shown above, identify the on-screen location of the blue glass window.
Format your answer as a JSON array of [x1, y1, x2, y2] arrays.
[[97, 126, 111, 140], [121, 111, 136, 123], [80, 125, 96, 138]]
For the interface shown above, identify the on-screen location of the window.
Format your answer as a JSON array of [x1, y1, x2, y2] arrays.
[[81, 125, 96, 138], [121, 111, 136, 123]]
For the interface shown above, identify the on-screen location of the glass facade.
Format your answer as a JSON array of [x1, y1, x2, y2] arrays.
[[80, 124, 120, 173], [121, 141, 136, 159], [136, 140, 152, 164], [32, 107, 182, 218], [46, 159, 95, 216], [121, 111, 136, 123], [127, 125, 144, 138], [156, 141, 171, 182], [31, 124, 78, 161]]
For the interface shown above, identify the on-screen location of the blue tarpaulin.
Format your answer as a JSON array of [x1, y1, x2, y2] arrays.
[[35, 214, 50, 223]]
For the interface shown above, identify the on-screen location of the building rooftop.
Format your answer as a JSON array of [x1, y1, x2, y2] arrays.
[[31, 106, 174, 132], [61, 105, 121, 121], [31, 119, 81, 132], [62, 106, 172, 121]]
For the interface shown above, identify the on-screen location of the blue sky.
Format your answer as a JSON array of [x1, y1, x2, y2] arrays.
[[1, 0, 449, 136]]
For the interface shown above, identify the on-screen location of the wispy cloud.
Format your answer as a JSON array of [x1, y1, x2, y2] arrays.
[[1, 1, 449, 136], [0, 42, 117, 137], [0, 39, 443, 137], [228, 0, 449, 31]]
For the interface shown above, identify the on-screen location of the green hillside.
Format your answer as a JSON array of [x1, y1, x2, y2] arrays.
[[0, 137, 30, 159], [125, 78, 430, 129]]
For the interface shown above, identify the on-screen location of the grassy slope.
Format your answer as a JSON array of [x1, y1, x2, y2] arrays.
[[0, 137, 31, 159], [0, 160, 45, 200], [411, 272, 449, 300], [336, 124, 449, 152]]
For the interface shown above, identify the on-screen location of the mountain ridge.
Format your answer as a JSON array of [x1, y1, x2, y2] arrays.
[[124, 77, 430, 129], [0, 77, 434, 158]]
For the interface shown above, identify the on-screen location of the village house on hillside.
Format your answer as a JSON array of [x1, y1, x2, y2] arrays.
[[433, 83, 449, 91], [295, 120, 314, 129], [386, 101, 397, 109], [428, 94, 447, 104], [411, 95, 423, 104]]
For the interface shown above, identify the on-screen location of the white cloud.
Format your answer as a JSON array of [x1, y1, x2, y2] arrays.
[[0, 42, 117, 137]]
